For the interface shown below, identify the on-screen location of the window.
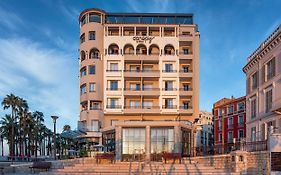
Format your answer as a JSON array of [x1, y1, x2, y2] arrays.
[[165, 64, 173, 72], [80, 67, 86, 77], [110, 63, 118, 71], [237, 102, 245, 111], [183, 84, 189, 91], [89, 65, 95, 74], [238, 115, 244, 126], [111, 120, 118, 126], [89, 83, 95, 92], [80, 84, 87, 94], [89, 31, 95, 40], [143, 101, 153, 108], [251, 72, 258, 90], [91, 120, 99, 132], [219, 133, 222, 142], [130, 83, 141, 91], [251, 98, 257, 118], [165, 99, 174, 109], [251, 127, 256, 141], [80, 15, 86, 26], [238, 130, 244, 139], [182, 66, 189, 72], [228, 131, 233, 143], [266, 59, 274, 80], [265, 89, 272, 113], [80, 33, 85, 43], [183, 48, 189, 55], [90, 101, 100, 110], [183, 101, 189, 109], [218, 108, 222, 116], [143, 84, 153, 91], [129, 101, 141, 108], [109, 98, 118, 108], [218, 119, 222, 130], [89, 13, 101, 23], [228, 117, 233, 129], [122, 128, 145, 154], [228, 105, 234, 114], [110, 81, 118, 90], [165, 81, 173, 90], [151, 128, 174, 154]]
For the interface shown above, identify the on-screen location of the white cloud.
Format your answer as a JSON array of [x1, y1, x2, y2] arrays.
[[0, 37, 79, 131]]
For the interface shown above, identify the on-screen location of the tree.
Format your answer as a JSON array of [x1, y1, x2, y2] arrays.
[[0, 115, 17, 156], [63, 125, 71, 132], [32, 111, 44, 158], [1, 94, 22, 157]]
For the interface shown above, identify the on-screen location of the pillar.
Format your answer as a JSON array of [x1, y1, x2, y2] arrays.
[[145, 126, 151, 161], [115, 126, 122, 161]]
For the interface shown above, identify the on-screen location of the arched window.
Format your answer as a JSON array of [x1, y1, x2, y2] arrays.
[[164, 44, 175, 55], [123, 44, 134, 55], [89, 48, 100, 59], [149, 44, 160, 55], [108, 44, 119, 55], [136, 44, 147, 55], [81, 51, 86, 61]]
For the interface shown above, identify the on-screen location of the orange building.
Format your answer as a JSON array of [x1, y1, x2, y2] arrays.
[[78, 8, 200, 161]]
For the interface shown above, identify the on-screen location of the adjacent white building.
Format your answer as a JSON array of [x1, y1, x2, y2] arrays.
[[194, 111, 214, 147]]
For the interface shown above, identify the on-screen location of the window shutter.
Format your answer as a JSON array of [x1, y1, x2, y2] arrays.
[[272, 57, 276, 77], [262, 64, 265, 83]]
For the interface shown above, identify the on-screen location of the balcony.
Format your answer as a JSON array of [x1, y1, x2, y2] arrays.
[[124, 88, 160, 96], [105, 70, 122, 76], [162, 105, 177, 109], [123, 106, 160, 114], [179, 88, 193, 96], [124, 70, 160, 78], [179, 52, 193, 60], [179, 70, 193, 77], [124, 54, 159, 61], [179, 34, 193, 42], [272, 97, 281, 114], [179, 106, 193, 114]]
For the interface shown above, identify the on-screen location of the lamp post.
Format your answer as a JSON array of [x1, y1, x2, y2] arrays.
[[51, 116, 59, 160]]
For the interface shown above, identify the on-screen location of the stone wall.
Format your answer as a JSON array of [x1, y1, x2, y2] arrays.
[[190, 151, 270, 175]]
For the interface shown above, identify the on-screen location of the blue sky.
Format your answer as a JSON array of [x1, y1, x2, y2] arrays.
[[0, 0, 280, 132]]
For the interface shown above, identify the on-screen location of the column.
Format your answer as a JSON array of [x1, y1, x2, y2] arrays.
[[145, 126, 151, 161], [115, 126, 122, 161], [174, 126, 182, 153]]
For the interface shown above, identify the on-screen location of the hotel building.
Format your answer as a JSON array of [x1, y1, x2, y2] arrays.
[[78, 8, 199, 161], [243, 25, 281, 142], [194, 111, 214, 147], [213, 96, 246, 146]]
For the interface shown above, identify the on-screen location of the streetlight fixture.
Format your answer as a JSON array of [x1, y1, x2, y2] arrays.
[[51, 115, 59, 160]]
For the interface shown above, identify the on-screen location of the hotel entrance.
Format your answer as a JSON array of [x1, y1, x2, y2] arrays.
[[113, 121, 194, 162]]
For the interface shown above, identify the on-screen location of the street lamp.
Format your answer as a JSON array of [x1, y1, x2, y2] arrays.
[[51, 115, 59, 160]]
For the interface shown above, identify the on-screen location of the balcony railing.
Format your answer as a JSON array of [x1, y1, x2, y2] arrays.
[[124, 106, 160, 109], [179, 88, 193, 91], [106, 105, 122, 109], [238, 122, 244, 127], [162, 70, 177, 73], [106, 88, 122, 91], [106, 70, 122, 72], [124, 70, 159, 72], [162, 105, 177, 109], [179, 70, 192, 73], [162, 88, 177, 91], [179, 106, 192, 109]]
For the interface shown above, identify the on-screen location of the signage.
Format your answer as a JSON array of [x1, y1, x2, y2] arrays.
[[133, 36, 155, 44]]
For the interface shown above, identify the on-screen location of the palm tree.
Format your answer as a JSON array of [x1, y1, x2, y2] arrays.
[[32, 111, 44, 158], [63, 125, 71, 132], [1, 94, 22, 157], [17, 98, 29, 157], [0, 115, 17, 156]]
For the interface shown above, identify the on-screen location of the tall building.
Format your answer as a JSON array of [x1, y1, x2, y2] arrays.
[[213, 96, 246, 146], [243, 25, 281, 142], [78, 8, 200, 160], [194, 111, 214, 147]]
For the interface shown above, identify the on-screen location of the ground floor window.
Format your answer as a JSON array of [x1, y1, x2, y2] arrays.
[[122, 128, 145, 154], [103, 131, 115, 152], [182, 129, 191, 156], [151, 128, 174, 153]]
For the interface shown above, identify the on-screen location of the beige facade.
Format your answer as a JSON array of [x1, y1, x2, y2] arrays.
[[243, 24, 281, 142], [78, 8, 199, 160]]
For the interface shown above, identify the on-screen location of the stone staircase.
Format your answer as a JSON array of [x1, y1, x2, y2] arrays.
[[41, 158, 239, 175]]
